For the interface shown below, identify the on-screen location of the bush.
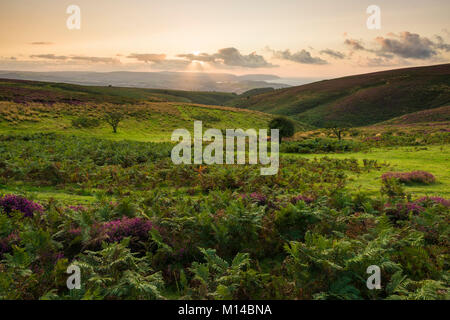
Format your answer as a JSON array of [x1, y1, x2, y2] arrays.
[[414, 196, 450, 207], [99, 217, 154, 243], [0, 194, 43, 217], [381, 171, 436, 185], [269, 117, 295, 139]]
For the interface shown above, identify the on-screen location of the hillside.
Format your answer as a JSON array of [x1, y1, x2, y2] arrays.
[[0, 100, 281, 142], [230, 64, 450, 127], [0, 78, 237, 106], [379, 105, 450, 125]]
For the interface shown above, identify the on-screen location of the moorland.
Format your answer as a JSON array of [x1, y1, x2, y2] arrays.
[[0, 64, 448, 300]]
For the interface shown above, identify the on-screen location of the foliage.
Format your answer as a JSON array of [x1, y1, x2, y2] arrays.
[[281, 138, 365, 154], [269, 117, 295, 139]]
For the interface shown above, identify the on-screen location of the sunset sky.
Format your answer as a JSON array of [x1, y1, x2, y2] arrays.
[[1, 0, 449, 78]]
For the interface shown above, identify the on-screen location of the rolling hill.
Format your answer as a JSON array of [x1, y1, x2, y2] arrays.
[[230, 64, 450, 127], [0, 78, 238, 106], [378, 105, 450, 125]]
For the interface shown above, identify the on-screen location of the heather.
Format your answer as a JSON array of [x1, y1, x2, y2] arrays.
[[382, 171, 436, 185], [0, 194, 43, 217]]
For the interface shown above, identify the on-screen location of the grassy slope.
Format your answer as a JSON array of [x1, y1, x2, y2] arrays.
[[285, 145, 450, 197], [230, 64, 450, 127], [0, 101, 276, 142]]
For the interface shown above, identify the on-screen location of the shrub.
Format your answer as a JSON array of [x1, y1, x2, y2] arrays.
[[381, 171, 436, 185], [380, 178, 406, 198], [0, 233, 19, 257], [414, 196, 450, 207], [281, 138, 364, 154], [269, 117, 295, 139], [0, 194, 44, 217], [384, 202, 425, 222], [99, 217, 154, 243]]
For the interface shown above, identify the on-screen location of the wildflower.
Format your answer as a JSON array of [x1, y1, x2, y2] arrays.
[[0, 194, 44, 217]]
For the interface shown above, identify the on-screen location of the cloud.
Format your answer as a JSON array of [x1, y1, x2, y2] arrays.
[[127, 53, 190, 70], [177, 53, 216, 63], [215, 47, 276, 68], [30, 42, 54, 45], [71, 56, 120, 64], [434, 35, 450, 52], [320, 49, 345, 59], [30, 54, 120, 64], [127, 53, 167, 63], [178, 47, 276, 68], [344, 39, 365, 51], [375, 32, 437, 59], [30, 54, 69, 60], [271, 49, 327, 65]]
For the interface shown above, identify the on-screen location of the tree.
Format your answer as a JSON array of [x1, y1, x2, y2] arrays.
[[324, 123, 349, 141], [104, 105, 126, 133], [268, 117, 295, 140]]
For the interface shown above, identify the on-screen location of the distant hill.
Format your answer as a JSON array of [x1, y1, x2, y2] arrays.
[[379, 105, 450, 125], [0, 78, 237, 106], [0, 70, 290, 94], [229, 64, 450, 127]]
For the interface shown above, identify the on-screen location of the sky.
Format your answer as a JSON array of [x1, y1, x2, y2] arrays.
[[0, 0, 449, 78]]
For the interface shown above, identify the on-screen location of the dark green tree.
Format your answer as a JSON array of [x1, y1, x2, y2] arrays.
[[269, 117, 295, 140]]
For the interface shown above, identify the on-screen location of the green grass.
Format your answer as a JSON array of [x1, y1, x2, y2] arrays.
[[284, 144, 450, 197], [0, 183, 96, 204]]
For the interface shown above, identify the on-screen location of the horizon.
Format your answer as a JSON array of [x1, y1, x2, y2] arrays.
[[1, 0, 449, 79]]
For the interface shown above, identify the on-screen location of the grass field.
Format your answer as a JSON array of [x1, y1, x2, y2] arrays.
[[286, 145, 450, 197]]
